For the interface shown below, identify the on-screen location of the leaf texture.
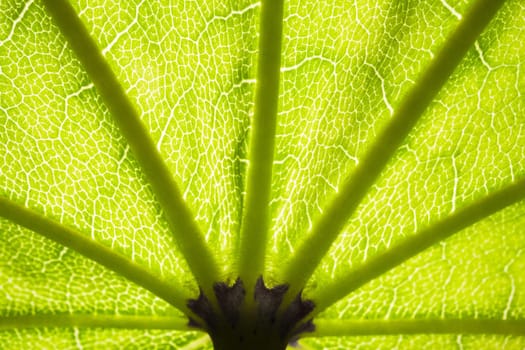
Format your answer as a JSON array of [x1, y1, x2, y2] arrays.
[[1, 0, 524, 348]]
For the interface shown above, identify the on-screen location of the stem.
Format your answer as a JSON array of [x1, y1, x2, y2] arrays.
[[310, 177, 525, 315], [280, 0, 507, 297], [308, 319, 525, 337], [237, 0, 284, 288], [0, 314, 192, 331], [0, 196, 191, 314], [41, 0, 220, 293]]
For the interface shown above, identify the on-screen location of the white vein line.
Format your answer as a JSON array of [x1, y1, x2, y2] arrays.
[[73, 327, 84, 350], [441, 0, 462, 20], [474, 41, 492, 70], [156, 87, 192, 150], [101, 0, 146, 55], [364, 62, 394, 116], [64, 83, 95, 117], [117, 145, 130, 166], [451, 155, 459, 213], [336, 145, 359, 165], [441, 265, 456, 318], [90, 204, 96, 240], [195, 2, 260, 42], [354, 0, 370, 35], [456, 334, 464, 350], [503, 249, 521, 320], [0, 0, 34, 46], [280, 55, 337, 73], [385, 287, 397, 319], [394, 335, 403, 350]]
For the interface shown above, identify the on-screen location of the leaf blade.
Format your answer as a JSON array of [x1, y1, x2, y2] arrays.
[[280, 0, 508, 297], [0, 196, 192, 313], [40, 0, 221, 292], [309, 177, 525, 314]]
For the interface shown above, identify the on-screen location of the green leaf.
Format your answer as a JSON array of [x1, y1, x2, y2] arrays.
[[1, 0, 524, 349]]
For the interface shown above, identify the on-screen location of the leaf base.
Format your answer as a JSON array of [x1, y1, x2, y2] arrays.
[[187, 277, 315, 349]]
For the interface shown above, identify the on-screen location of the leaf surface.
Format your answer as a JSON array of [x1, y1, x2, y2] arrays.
[[1, 0, 524, 348]]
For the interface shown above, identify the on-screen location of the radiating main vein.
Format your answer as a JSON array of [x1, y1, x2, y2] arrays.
[[41, 0, 220, 293], [237, 0, 285, 287], [310, 177, 525, 315], [0, 197, 190, 313], [0, 314, 191, 331], [280, 0, 507, 296], [307, 319, 525, 337]]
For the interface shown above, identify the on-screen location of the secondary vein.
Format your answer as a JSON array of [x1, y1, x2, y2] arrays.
[[279, 0, 508, 299], [41, 0, 220, 293], [0, 196, 191, 314], [310, 176, 525, 316]]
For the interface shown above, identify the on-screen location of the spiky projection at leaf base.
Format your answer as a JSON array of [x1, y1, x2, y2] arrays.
[[187, 277, 314, 349]]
